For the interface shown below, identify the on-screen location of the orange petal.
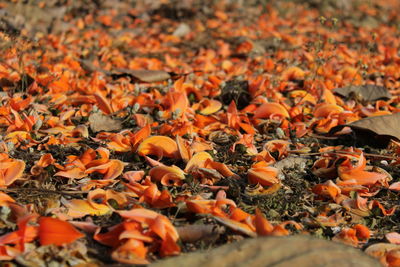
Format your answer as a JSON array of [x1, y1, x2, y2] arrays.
[[117, 209, 179, 241], [87, 189, 108, 209], [387, 249, 400, 267], [94, 223, 126, 247], [191, 140, 213, 153], [0, 192, 15, 206], [111, 239, 149, 265], [312, 180, 341, 199], [4, 131, 31, 146], [185, 199, 212, 214], [321, 89, 337, 105], [193, 99, 222, 115], [270, 225, 290, 236], [333, 228, 358, 246], [281, 66, 305, 81], [288, 90, 316, 104], [339, 167, 386, 186], [354, 224, 370, 240], [160, 233, 181, 256], [122, 171, 145, 182], [149, 165, 185, 186], [167, 92, 189, 115], [119, 229, 153, 242], [254, 208, 273, 236], [213, 216, 256, 237], [137, 136, 179, 158], [230, 207, 252, 222], [365, 243, 399, 265], [104, 160, 125, 180], [93, 92, 113, 115], [55, 167, 87, 179], [0, 159, 25, 186], [65, 199, 111, 218], [39, 217, 84, 246], [313, 103, 344, 117], [204, 159, 237, 178], [131, 124, 151, 150], [253, 103, 290, 119], [338, 154, 387, 185], [248, 165, 279, 187], [36, 154, 55, 168], [150, 216, 167, 240], [185, 152, 213, 172], [386, 232, 400, 245], [176, 135, 191, 163], [85, 159, 126, 180], [389, 182, 400, 191]]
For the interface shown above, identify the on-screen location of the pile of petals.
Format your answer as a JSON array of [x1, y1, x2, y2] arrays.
[[1, 0, 400, 266]]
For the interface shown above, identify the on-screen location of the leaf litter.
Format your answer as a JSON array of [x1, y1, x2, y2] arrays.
[[1, 0, 400, 266]]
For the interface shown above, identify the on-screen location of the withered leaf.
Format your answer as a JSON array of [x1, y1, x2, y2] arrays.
[[0, 77, 15, 88], [149, 235, 379, 267], [272, 156, 309, 175], [112, 69, 172, 83], [77, 61, 174, 83], [330, 112, 400, 147], [88, 113, 122, 133], [334, 84, 391, 101], [177, 224, 224, 243]]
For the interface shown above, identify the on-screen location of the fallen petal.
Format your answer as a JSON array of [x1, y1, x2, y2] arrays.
[[38, 217, 84, 246]]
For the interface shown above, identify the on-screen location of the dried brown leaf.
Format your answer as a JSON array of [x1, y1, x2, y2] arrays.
[[113, 69, 171, 83], [334, 85, 391, 101], [88, 113, 122, 133], [176, 224, 224, 243], [330, 113, 400, 147]]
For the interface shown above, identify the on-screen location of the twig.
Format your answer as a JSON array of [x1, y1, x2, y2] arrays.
[[288, 149, 398, 160], [0, 187, 87, 196], [309, 134, 338, 140]]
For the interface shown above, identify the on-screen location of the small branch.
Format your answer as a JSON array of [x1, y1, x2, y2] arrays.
[[0, 187, 87, 196], [288, 149, 398, 160]]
